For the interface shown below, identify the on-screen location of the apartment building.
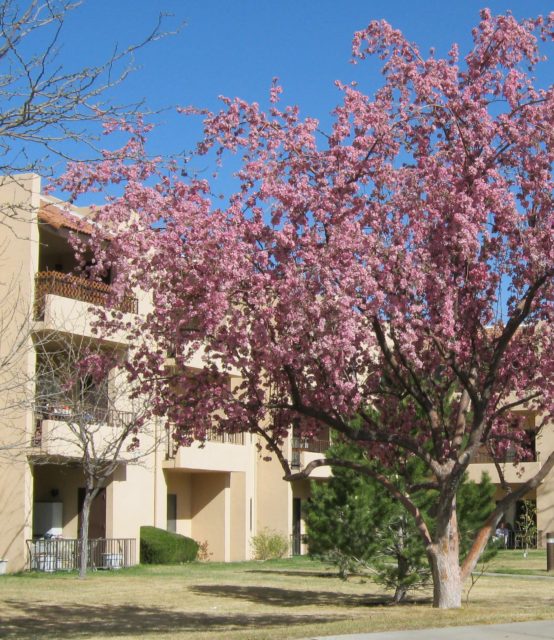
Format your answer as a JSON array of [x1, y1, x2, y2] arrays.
[[0, 174, 552, 574], [0, 174, 324, 573]]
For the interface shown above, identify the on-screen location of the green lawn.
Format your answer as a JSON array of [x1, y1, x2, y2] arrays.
[[486, 548, 553, 575], [1, 553, 553, 640]]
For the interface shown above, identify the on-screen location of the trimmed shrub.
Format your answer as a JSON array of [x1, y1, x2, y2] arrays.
[[251, 529, 289, 560], [140, 526, 199, 564]]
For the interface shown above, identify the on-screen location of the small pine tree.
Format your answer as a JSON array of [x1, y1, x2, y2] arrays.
[[305, 441, 431, 602], [306, 442, 385, 580], [305, 440, 498, 603]]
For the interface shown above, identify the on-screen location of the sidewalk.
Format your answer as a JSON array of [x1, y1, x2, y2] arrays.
[[311, 619, 554, 639]]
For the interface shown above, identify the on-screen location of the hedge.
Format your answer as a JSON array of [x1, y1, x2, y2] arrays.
[[140, 526, 199, 564]]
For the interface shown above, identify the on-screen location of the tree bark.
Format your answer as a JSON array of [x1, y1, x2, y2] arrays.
[[428, 511, 462, 609], [392, 585, 407, 604], [392, 552, 409, 604], [78, 484, 98, 579]]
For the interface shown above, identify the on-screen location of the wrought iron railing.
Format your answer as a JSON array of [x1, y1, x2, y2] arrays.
[[26, 538, 136, 571], [290, 533, 309, 556], [34, 271, 138, 319], [291, 437, 330, 454], [493, 529, 538, 550], [291, 437, 330, 469], [472, 448, 539, 464], [204, 428, 245, 445], [165, 426, 245, 459], [32, 406, 136, 447]]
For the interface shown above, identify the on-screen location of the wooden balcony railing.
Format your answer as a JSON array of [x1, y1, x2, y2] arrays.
[[34, 271, 138, 319]]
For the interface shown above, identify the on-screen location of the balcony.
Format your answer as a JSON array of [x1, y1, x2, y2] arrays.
[[34, 271, 138, 320], [164, 427, 249, 473], [31, 406, 136, 457], [467, 447, 541, 484], [292, 437, 330, 455], [291, 437, 331, 479], [471, 449, 540, 464], [166, 427, 245, 459]]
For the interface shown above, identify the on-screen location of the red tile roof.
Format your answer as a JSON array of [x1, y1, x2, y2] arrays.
[[38, 201, 94, 235]]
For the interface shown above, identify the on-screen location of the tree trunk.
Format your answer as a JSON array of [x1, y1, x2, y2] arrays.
[[428, 511, 462, 609], [392, 529, 409, 604], [79, 485, 97, 579], [392, 584, 407, 604]]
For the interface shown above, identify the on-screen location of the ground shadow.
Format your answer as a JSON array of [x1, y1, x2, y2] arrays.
[[193, 584, 399, 608], [247, 569, 338, 579], [0, 600, 340, 639]]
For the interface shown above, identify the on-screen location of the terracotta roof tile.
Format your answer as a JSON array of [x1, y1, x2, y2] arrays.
[[38, 201, 95, 235]]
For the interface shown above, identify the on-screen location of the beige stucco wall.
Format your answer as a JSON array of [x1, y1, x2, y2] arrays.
[[466, 460, 543, 485], [537, 477, 554, 543], [164, 439, 251, 473], [0, 174, 42, 571], [0, 454, 33, 571], [39, 294, 134, 345], [191, 473, 229, 561], [299, 450, 332, 479], [255, 445, 291, 540], [230, 472, 246, 561], [110, 462, 155, 540]]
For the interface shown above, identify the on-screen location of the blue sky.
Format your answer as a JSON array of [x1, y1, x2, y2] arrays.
[[53, 1, 552, 159]]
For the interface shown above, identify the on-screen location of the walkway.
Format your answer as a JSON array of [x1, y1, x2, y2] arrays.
[[312, 619, 554, 639]]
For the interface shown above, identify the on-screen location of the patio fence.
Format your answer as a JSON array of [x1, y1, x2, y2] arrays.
[[26, 538, 136, 571]]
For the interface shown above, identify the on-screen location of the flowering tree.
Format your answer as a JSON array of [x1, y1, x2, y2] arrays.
[[60, 10, 553, 607]]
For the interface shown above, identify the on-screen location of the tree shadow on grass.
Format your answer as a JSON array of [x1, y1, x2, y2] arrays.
[[247, 569, 338, 579], [0, 600, 340, 639], [192, 584, 400, 608]]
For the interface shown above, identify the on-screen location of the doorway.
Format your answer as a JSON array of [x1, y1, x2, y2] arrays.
[[292, 498, 302, 555]]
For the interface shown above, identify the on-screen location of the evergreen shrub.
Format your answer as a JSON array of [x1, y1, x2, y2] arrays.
[[140, 526, 199, 564]]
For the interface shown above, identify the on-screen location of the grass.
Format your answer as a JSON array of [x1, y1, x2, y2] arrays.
[[0, 553, 553, 640], [486, 548, 553, 575]]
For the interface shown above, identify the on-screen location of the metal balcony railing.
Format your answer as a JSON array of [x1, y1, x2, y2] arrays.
[[165, 426, 245, 459], [291, 437, 330, 469], [291, 437, 330, 454], [26, 537, 136, 571], [34, 271, 138, 319], [204, 428, 245, 445], [32, 406, 136, 447], [471, 448, 539, 464]]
